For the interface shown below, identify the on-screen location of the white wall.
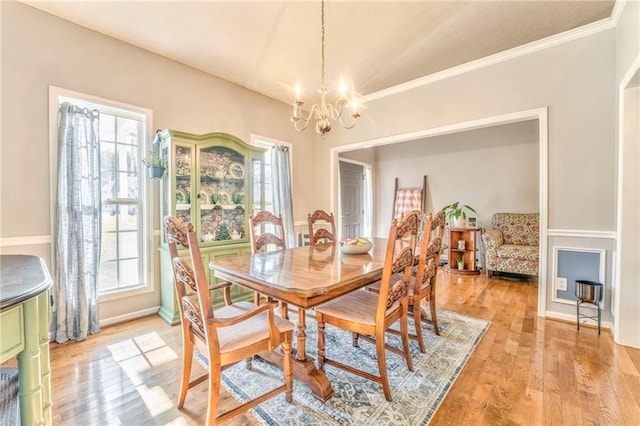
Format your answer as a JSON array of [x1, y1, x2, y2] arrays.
[[614, 0, 640, 348], [0, 2, 314, 323]]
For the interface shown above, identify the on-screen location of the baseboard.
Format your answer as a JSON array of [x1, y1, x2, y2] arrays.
[[99, 306, 160, 327], [544, 310, 612, 331]]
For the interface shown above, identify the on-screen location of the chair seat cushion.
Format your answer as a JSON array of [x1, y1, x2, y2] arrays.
[[496, 244, 538, 261], [216, 301, 294, 353], [315, 289, 400, 327]]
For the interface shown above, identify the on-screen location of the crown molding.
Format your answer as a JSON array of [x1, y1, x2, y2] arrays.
[[363, 16, 617, 103], [611, 0, 627, 25]]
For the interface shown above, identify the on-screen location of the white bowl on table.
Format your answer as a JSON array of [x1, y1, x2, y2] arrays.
[[339, 241, 373, 255]]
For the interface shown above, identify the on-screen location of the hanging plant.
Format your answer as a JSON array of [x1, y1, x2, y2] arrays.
[[142, 151, 164, 179]]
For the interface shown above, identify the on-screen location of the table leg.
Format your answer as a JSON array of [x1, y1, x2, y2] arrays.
[[259, 307, 334, 402], [296, 308, 307, 362]]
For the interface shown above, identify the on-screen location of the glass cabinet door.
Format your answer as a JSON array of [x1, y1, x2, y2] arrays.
[[197, 145, 247, 244], [173, 144, 194, 228], [160, 140, 194, 244]]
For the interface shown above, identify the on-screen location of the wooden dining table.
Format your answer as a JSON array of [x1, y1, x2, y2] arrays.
[[210, 237, 397, 402]]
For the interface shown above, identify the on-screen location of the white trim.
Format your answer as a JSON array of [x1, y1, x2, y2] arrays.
[[330, 107, 549, 316], [0, 235, 51, 248], [362, 17, 616, 103], [332, 108, 543, 153], [611, 0, 628, 26], [250, 133, 294, 179], [99, 306, 160, 327], [551, 246, 606, 306], [614, 53, 640, 344], [547, 229, 617, 239], [544, 310, 612, 331]]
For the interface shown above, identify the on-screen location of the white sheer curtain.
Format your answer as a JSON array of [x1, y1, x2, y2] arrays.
[[270, 145, 295, 248], [52, 102, 101, 343]]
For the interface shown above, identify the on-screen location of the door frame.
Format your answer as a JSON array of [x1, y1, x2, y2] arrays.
[[329, 107, 548, 317]]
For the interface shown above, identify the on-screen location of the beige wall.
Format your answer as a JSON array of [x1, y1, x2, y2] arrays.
[[320, 28, 618, 326], [321, 30, 616, 232], [0, 2, 314, 322], [344, 120, 539, 236]]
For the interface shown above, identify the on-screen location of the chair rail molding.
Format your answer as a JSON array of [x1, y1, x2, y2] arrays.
[[0, 235, 51, 248], [547, 229, 617, 239]]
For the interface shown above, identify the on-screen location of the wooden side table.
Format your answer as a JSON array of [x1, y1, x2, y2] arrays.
[[446, 227, 481, 275]]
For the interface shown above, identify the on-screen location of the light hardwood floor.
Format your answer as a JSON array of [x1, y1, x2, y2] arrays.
[[9, 270, 640, 425]]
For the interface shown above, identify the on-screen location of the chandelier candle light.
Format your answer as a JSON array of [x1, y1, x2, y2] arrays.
[[291, 0, 360, 136]]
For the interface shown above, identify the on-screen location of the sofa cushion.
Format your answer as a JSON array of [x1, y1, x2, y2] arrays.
[[496, 244, 538, 262], [492, 213, 539, 246]]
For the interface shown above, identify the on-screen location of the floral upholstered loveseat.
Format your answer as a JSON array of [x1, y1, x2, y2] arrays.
[[482, 213, 539, 277]]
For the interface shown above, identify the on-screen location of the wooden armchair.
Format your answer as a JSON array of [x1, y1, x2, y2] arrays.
[[315, 210, 421, 401], [307, 209, 336, 245], [164, 216, 294, 425]]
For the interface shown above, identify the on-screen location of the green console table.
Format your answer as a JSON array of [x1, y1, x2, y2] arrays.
[[0, 255, 53, 425]]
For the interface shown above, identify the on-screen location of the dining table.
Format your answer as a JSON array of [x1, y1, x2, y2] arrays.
[[210, 237, 400, 402]]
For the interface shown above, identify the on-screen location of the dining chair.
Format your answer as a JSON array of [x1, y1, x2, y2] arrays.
[[315, 210, 422, 401], [164, 216, 294, 425], [307, 209, 336, 245], [366, 210, 445, 352], [248, 211, 289, 316]]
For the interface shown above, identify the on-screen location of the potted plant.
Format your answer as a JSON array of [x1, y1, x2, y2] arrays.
[[142, 151, 164, 179], [442, 201, 476, 228], [457, 258, 465, 270]]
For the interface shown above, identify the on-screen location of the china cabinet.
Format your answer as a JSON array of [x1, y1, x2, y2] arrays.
[[157, 130, 265, 325], [446, 227, 481, 275]]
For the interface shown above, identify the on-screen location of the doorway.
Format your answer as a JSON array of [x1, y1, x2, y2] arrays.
[[338, 159, 372, 239], [330, 108, 549, 317]]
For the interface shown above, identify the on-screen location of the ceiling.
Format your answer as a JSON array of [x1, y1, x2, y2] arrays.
[[22, 1, 615, 106]]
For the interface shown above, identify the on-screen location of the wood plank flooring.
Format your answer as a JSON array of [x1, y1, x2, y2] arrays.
[[5, 270, 640, 425]]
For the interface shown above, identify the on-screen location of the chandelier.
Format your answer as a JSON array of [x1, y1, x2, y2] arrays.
[[290, 0, 360, 136]]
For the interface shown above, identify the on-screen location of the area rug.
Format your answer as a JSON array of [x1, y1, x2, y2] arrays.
[[197, 309, 490, 425]]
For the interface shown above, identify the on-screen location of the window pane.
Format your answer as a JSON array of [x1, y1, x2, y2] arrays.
[[118, 172, 136, 198], [121, 205, 138, 231], [101, 143, 116, 173], [117, 143, 138, 174], [118, 231, 139, 259], [100, 114, 116, 142], [100, 231, 117, 262], [117, 117, 139, 145], [99, 261, 117, 291], [119, 259, 141, 287], [101, 172, 116, 201]]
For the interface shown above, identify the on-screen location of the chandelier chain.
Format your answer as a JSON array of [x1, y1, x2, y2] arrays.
[[320, 0, 325, 89], [290, 0, 359, 135]]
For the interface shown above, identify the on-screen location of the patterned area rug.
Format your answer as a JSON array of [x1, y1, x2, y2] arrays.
[[197, 309, 490, 425], [0, 368, 19, 426]]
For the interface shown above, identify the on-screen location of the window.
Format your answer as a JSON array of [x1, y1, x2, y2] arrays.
[[253, 137, 293, 214], [252, 136, 294, 244], [52, 88, 152, 296]]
